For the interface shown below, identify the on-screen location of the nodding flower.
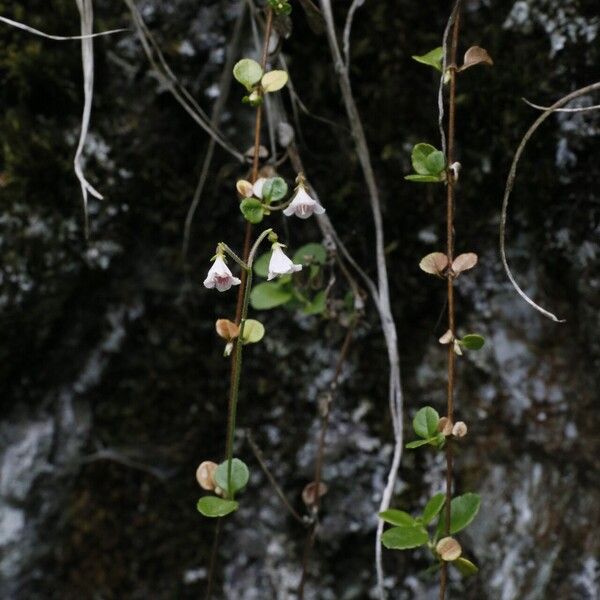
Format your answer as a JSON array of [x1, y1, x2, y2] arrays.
[[283, 185, 325, 219], [204, 252, 241, 292], [267, 243, 302, 280]]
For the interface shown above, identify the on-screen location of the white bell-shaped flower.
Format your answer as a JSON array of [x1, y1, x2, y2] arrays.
[[283, 186, 325, 219], [204, 255, 241, 292], [268, 243, 302, 280]]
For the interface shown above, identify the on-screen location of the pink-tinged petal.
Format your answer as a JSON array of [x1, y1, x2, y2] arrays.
[[204, 256, 241, 292], [283, 187, 325, 219]]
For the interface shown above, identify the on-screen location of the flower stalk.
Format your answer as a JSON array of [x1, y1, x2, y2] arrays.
[[223, 228, 273, 495]]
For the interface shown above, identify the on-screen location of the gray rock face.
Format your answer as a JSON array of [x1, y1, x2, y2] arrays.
[[0, 0, 599, 598]]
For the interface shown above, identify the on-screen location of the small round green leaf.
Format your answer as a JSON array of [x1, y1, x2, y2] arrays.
[[422, 493, 446, 525], [262, 177, 288, 202], [453, 557, 479, 577], [197, 496, 239, 518], [411, 143, 438, 175], [240, 319, 265, 344], [413, 406, 440, 439], [293, 243, 327, 266], [405, 174, 445, 183], [437, 493, 481, 535], [302, 290, 327, 316], [405, 439, 431, 449], [412, 47, 444, 72], [233, 59, 263, 90], [460, 334, 485, 350], [425, 150, 446, 175], [253, 252, 271, 278], [381, 525, 429, 550], [240, 198, 264, 224], [250, 281, 293, 310], [379, 510, 416, 527], [261, 70, 289, 93], [215, 458, 250, 495]]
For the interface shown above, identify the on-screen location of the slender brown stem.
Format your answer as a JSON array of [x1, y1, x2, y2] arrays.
[[440, 5, 461, 600], [298, 321, 356, 599], [234, 8, 273, 323], [205, 9, 274, 600], [204, 519, 222, 600]]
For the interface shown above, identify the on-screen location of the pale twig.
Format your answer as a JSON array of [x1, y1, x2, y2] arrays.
[[522, 97, 600, 113], [0, 14, 126, 40], [319, 2, 403, 598], [342, 0, 365, 68], [1, 8, 127, 240], [245, 430, 306, 525], [500, 81, 600, 322], [74, 0, 102, 241], [297, 320, 356, 598], [123, 0, 244, 162], [181, 3, 247, 259]]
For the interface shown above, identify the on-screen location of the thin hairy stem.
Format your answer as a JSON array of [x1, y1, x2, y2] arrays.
[[204, 518, 222, 600], [441, 5, 461, 599], [224, 267, 253, 496], [298, 321, 356, 599], [500, 81, 600, 322], [224, 229, 272, 493]]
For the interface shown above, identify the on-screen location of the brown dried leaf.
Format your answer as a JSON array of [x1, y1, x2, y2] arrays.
[[460, 46, 493, 71], [302, 481, 328, 507], [452, 253, 478, 275], [419, 252, 449, 276], [244, 144, 269, 158], [436, 536, 462, 561], [439, 329, 454, 345], [438, 417, 453, 436], [196, 461, 218, 491], [236, 179, 254, 198], [452, 421, 468, 438], [215, 319, 240, 342], [453, 340, 463, 356]]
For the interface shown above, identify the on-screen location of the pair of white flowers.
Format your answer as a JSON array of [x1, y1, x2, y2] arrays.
[[203, 243, 302, 292], [253, 178, 325, 219]]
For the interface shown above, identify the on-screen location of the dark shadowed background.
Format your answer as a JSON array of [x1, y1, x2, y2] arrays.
[[0, 0, 599, 598]]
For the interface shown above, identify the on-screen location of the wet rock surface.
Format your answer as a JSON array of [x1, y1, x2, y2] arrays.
[[1, 0, 599, 598]]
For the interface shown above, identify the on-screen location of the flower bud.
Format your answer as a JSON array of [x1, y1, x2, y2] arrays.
[[438, 417, 453, 436], [452, 421, 468, 438], [196, 461, 218, 491], [302, 481, 328, 507], [436, 536, 462, 561]]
